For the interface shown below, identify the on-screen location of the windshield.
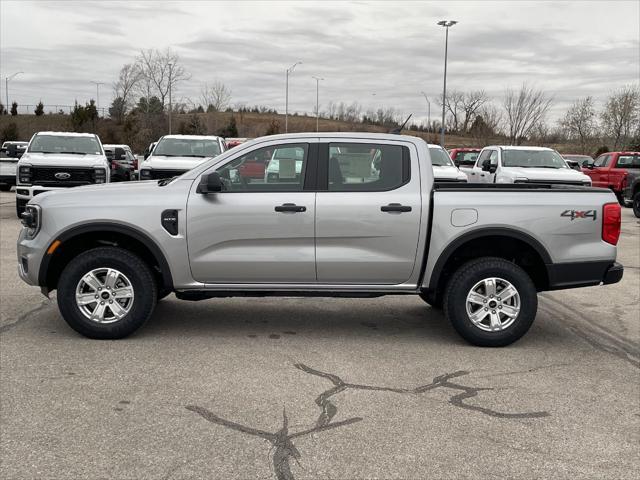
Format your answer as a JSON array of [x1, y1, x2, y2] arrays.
[[153, 137, 221, 158], [429, 147, 454, 166], [28, 135, 102, 155], [503, 150, 569, 169]]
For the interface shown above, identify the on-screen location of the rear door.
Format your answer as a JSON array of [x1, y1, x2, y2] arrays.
[[186, 139, 318, 284], [314, 139, 421, 284]]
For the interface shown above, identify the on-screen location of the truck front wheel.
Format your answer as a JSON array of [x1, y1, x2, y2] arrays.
[[443, 257, 537, 347], [57, 247, 157, 339]]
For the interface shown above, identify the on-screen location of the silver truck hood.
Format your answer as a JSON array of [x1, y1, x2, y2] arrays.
[[503, 167, 590, 182], [141, 155, 209, 171], [18, 152, 108, 168], [30, 179, 163, 205], [433, 165, 467, 181]]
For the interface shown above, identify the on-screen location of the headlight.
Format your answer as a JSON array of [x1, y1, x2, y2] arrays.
[[582, 180, 592, 186], [94, 167, 106, 184], [18, 165, 32, 185], [140, 169, 152, 179], [21, 204, 41, 238], [514, 177, 529, 183]]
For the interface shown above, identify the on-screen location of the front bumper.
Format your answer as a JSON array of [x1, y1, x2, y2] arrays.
[[15, 184, 70, 201], [17, 226, 48, 289], [547, 260, 624, 290]]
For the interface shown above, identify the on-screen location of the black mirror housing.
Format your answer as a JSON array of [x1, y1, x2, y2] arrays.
[[197, 172, 224, 194]]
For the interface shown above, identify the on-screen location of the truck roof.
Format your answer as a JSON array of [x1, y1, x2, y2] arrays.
[[487, 146, 554, 151], [33, 131, 98, 138], [253, 132, 427, 144], [161, 135, 223, 140]]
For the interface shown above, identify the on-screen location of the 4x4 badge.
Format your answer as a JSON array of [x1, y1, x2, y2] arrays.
[[561, 209, 597, 221]]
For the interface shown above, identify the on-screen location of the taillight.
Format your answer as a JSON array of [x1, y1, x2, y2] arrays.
[[602, 202, 621, 245]]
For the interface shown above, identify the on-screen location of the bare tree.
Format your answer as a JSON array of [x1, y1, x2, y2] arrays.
[[135, 48, 189, 109], [460, 90, 488, 133], [600, 85, 640, 149], [113, 63, 142, 113], [200, 81, 232, 112], [503, 84, 553, 145], [437, 89, 464, 132], [470, 103, 503, 145], [560, 96, 597, 154]]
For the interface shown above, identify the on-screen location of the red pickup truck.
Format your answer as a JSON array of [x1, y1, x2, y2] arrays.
[[582, 151, 640, 204], [449, 148, 481, 168]]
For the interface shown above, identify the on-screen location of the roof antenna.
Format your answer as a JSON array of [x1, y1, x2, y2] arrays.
[[389, 114, 412, 134]]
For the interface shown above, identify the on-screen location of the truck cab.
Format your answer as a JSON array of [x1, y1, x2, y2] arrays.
[[582, 151, 640, 204], [463, 146, 592, 186]]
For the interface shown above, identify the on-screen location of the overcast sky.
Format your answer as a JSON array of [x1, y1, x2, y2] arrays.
[[1, 0, 638, 124]]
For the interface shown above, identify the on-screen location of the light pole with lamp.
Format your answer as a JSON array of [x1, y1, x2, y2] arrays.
[[90, 81, 105, 116], [285, 61, 302, 133], [168, 63, 173, 134], [420, 91, 431, 131], [437, 20, 457, 146], [312, 76, 324, 132], [5, 71, 23, 113]]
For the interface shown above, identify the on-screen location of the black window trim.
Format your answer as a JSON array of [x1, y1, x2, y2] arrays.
[[317, 142, 411, 193]]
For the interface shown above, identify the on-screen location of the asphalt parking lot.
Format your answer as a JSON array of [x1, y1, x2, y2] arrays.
[[1, 189, 638, 479]]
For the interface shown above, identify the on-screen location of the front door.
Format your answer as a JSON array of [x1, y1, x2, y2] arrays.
[[187, 141, 317, 284], [315, 140, 422, 284]]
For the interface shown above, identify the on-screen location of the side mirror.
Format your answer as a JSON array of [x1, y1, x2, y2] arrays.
[[585, 160, 594, 169], [481, 159, 492, 171], [197, 172, 224, 194], [453, 159, 460, 167]]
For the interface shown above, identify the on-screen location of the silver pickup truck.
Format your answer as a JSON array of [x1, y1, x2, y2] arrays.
[[17, 133, 624, 346]]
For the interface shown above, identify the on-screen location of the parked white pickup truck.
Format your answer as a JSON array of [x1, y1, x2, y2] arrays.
[[428, 144, 468, 182], [139, 134, 226, 180], [0, 141, 28, 191], [462, 146, 592, 186], [15, 132, 109, 217], [18, 133, 623, 346]]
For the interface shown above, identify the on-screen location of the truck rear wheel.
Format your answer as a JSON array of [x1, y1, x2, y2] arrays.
[[443, 257, 537, 347], [57, 247, 157, 339]]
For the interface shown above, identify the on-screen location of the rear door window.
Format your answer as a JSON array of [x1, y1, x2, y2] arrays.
[[616, 155, 639, 168]]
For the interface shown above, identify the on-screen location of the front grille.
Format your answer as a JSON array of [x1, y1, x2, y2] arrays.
[[31, 166, 95, 187], [148, 169, 187, 180]]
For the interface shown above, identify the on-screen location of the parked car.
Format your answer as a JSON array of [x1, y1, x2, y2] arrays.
[[581, 151, 640, 205], [225, 137, 250, 149], [462, 146, 592, 186], [139, 135, 226, 180], [449, 148, 481, 169], [15, 132, 109, 217], [622, 167, 640, 217], [17, 133, 622, 347], [429, 145, 467, 182], [0, 141, 28, 191], [562, 154, 592, 171], [103, 144, 136, 182]]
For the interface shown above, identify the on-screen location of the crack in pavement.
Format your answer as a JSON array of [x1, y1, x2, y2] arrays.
[[295, 363, 550, 420], [186, 363, 548, 479], [0, 299, 51, 334]]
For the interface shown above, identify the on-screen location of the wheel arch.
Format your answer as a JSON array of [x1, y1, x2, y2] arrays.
[[39, 222, 174, 294], [425, 228, 552, 301]]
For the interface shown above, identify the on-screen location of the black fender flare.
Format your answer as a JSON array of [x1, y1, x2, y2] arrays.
[[426, 227, 553, 291], [38, 222, 174, 291]]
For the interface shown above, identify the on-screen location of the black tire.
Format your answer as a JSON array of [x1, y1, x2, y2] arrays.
[[615, 192, 625, 206], [0, 184, 11, 191], [443, 257, 537, 347], [57, 247, 157, 339], [633, 192, 640, 218], [419, 291, 443, 309]]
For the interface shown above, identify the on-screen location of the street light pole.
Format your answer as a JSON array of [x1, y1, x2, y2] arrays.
[[168, 63, 173, 134], [5, 71, 23, 113], [90, 81, 105, 116], [285, 61, 301, 133], [420, 91, 431, 131], [312, 76, 324, 132], [437, 20, 457, 147]]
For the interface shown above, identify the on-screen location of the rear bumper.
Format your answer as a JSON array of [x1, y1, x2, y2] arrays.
[[547, 261, 624, 290]]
